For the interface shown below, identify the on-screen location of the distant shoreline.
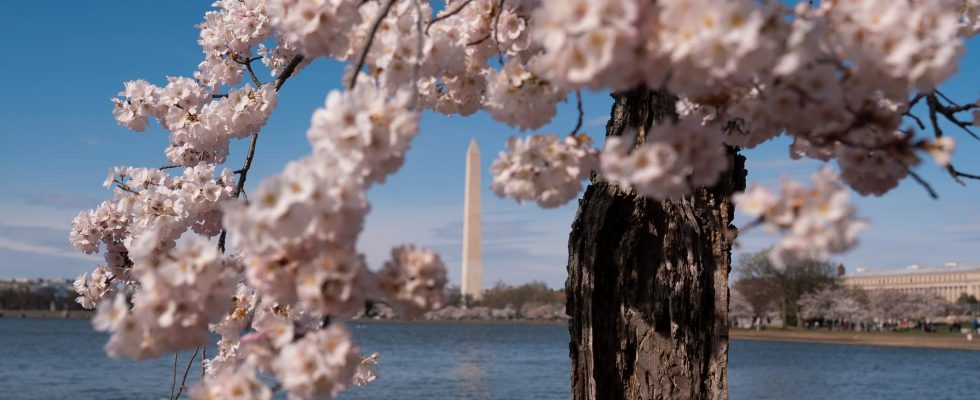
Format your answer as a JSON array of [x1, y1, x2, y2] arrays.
[[731, 328, 980, 351], [344, 318, 567, 326], [0, 309, 94, 319]]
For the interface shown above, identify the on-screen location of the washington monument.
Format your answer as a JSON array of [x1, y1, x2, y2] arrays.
[[461, 138, 483, 301]]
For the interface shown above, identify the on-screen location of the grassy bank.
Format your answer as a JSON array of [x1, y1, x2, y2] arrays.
[[731, 328, 980, 351]]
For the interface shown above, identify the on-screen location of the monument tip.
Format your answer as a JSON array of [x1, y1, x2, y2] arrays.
[[468, 137, 479, 152]]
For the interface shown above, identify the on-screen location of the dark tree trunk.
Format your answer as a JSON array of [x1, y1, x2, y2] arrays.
[[566, 87, 746, 400]]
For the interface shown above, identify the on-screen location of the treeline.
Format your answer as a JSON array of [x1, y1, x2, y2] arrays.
[[730, 250, 838, 328], [0, 286, 85, 311], [730, 249, 974, 331], [431, 281, 566, 321]]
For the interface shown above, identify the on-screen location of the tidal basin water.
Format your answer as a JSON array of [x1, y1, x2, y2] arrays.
[[2, 319, 979, 399]]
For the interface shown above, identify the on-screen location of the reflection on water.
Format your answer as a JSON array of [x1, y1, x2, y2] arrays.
[[456, 345, 489, 399], [2, 319, 978, 399]]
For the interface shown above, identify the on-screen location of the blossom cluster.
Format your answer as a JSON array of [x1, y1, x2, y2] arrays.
[[113, 78, 278, 166], [734, 168, 868, 268], [601, 118, 727, 199], [483, 60, 564, 132], [69, 164, 236, 298], [266, 0, 360, 59], [307, 80, 420, 185], [196, 0, 273, 89], [202, 305, 378, 399], [490, 134, 598, 208], [93, 233, 236, 359], [376, 245, 448, 318]]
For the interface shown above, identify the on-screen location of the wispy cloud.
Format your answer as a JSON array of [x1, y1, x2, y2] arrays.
[[584, 115, 609, 127], [79, 136, 101, 145], [0, 236, 99, 262], [941, 223, 980, 234], [21, 192, 101, 209]]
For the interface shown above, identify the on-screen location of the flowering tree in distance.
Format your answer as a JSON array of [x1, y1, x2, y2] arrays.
[[68, 0, 978, 399]]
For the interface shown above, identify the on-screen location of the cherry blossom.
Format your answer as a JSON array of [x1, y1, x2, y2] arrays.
[[377, 245, 448, 318], [490, 134, 598, 207], [735, 168, 868, 268]]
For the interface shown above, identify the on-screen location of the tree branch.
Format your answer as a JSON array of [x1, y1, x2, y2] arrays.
[[218, 130, 258, 253], [570, 90, 583, 136], [492, 0, 505, 64], [217, 54, 305, 253], [170, 351, 179, 400], [907, 169, 938, 200], [425, 0, 473, 34], [173, 347, 200, 400], [349, 0, 398, 90], [274, 55, 305, 91]]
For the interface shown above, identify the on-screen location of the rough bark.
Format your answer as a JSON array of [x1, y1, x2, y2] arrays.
[[566, 87, 746, 400]]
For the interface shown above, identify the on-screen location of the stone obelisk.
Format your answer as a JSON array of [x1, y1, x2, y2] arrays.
[[461, 138, 483, 301]]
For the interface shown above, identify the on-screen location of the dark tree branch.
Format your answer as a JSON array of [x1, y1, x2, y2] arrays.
[[170, 352, 179, 400], [173, 347, 200, 400], [217, 53, 305, 253], [218, 130, 258, 253], [907, 169, 938, 200], [245, 61, 263, 86], [492, 0, 505, 64], [349, 0, 398, 90], [570, 90, 583, 136], [274, 55, 305, 91], [466, 33, 491, 46], [425, 0, 473, 34], [903, 111, 925, 130]]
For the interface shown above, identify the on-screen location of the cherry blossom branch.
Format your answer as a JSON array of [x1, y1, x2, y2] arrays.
[[274, 55, 304, 91], [926, 94, 978, 140], [217, 54, 305, 253], [173, 347, 200, 400], [218, 130, 258, 252], [349, 0, 398, 90], [425, 0, 473, 34], [245, 61, 263, 86]]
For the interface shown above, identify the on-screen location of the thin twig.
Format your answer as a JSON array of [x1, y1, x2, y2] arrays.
[[174, 347, 200, 400], [934, 90, 962, 108], [425, 0, 474, 34], [218, 130, 259, 253], [170, 352, 179, 400], [159, 164, 180, 170], [349, 0, 398, 90], [244, 60, 263, 86], [492, 0, 505, 64], [201, 347, 206, 378], [467, 33, 490, 46], [216, 54, 305, 253], [903, 111, 925, 130], [412, 0, 424, 110], [907, 170, 938, 200], [569, 90, 583, 136], [274, 55, 305, 91]]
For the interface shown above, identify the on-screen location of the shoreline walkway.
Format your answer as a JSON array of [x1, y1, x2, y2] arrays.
[[731, 328, 980, 351]]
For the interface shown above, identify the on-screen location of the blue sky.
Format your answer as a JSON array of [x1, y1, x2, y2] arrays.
[[0, 2, 977, 288]]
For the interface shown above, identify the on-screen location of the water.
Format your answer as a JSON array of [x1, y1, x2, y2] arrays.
[[1, 319, 978, 399]]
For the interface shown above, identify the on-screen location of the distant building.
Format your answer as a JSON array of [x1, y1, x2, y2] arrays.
[[842, 262, 980, 303]]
